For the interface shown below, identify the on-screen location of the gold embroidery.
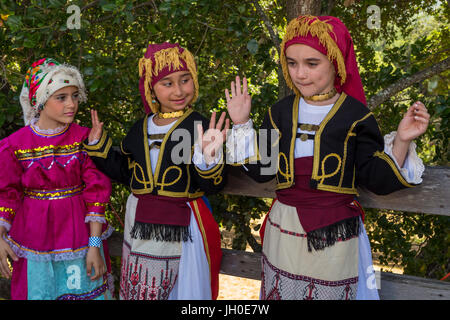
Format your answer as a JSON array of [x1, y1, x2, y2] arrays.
[[275, 96, 299, 189], [120, 141, 131, 156], [84, 130, 107, 151], [15, 143, 82, 160], [277, 152, 290, 181], [0, 207, 15, 216], [154, 109, 193, 186], [339, 112, 373, 187], [127, 158, 135, 170], [317, 184, 357, 195], [148, 133, 166, 140], [85, 202, 108, 207], [24, 184, 85, 200], [157, 166, 183, 191], [86, 137, 112, 159], [141, 114, 154, 193], [132, 162, 152, 190], [373, 151, 414, 188], [268, 108, 281, 147], [157, 190, 205, 198], [84, 130, 112, 159], [280, 95, 300, 188], [317, 153, 342, 183], [312, 93, 347, 182], [194, 152, 224, 175], [195, 161, 225, 186]]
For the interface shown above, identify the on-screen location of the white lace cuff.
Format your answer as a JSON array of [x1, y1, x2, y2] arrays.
[[85, 214, 107, 224], [0, 220, 11, 232], [226, 119, 256, 163], [192, 142, 223, 170], [88, 139, 99, 146], [384, 131, 424, 184]]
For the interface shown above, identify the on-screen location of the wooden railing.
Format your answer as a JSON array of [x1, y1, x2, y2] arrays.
[[1, 166, 449, 299]]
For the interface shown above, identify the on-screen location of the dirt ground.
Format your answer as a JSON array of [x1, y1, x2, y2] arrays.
[[217, 226, 261, 300]]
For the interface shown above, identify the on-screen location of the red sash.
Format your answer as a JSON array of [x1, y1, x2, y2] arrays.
[[276, 157, 361, 233]]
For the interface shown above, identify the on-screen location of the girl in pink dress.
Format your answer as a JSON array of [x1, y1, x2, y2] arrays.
[[0, 58, 113, 300]]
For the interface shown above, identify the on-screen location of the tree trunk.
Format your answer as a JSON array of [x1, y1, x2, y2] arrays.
[[286, 0, 322, 22], [279, 0, 322, 99]]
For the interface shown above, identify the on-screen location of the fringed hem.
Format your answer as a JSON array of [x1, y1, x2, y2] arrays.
[[306, 216, 360, 252], [130, 221, 192, 242]]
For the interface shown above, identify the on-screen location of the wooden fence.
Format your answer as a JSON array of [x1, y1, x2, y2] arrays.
[[1, 165, 449, 299]]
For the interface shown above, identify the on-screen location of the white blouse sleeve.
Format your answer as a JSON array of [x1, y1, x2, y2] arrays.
[[225, 119, 256, 164], [383, 131, 425, 184]]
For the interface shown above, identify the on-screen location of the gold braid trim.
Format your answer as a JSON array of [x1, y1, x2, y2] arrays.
[[139, 47, 199, 114], [280, 15, 347, 96]]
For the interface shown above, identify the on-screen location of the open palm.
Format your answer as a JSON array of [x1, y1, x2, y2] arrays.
[[225, 76, 252, 125], [197, 111, 230, 165], [88, 109, 104, 144]]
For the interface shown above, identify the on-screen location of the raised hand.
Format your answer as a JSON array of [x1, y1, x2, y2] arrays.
[[225, 76, 252, 125], [396, 101, 430, 142], [196, 111, 230, 165], [88, 109, 104, 144], [393, 101, 430, 167]]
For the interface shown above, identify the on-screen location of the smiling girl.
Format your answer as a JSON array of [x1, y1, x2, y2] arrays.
[[225, 16, 429, 300], [0, 58, 113, 300], [85, 42, 228, 300]]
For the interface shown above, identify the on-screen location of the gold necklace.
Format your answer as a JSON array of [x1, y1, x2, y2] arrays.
[[157, 109, 185, 119], [304, 88, 337, 101]]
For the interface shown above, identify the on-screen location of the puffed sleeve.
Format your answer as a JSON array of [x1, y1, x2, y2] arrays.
[[0, 138, 23, 231], [81, 150, 112, 224], [226, 108, 278, 183]]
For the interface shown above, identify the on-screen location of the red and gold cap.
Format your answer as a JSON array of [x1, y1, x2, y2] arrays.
[[280, 15, 366, 105], [138, 42, 199, 114]]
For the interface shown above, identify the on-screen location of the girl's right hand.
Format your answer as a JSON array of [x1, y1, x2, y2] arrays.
[[0, 227, 18, 279], [88, 109, 104, 144], [225, 76, 252, 125]]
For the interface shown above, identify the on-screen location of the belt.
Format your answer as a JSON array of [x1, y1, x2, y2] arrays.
[[24, 184, 85, 200]]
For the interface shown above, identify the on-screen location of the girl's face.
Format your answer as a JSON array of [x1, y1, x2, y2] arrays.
[[152, 70, 195, 113], [285, 44, 336, 99], [38, 86, 79, 129]]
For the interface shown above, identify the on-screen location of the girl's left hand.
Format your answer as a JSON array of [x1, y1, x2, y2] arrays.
[[86, 247, 106, 281], [396, 101, 430, 143], [197, 111, 230, 165]]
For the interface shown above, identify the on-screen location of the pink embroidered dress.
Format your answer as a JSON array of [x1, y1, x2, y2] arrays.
[[0, 119, 112, 299]]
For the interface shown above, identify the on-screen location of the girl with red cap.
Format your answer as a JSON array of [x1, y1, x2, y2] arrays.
[[85, 42, 228, 300], [225, 15, 429, 300]]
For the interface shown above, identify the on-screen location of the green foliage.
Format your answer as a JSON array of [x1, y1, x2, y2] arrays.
[[365, 209, 450, 280], [331, 1, 450, 280], [0, 0, 448, 280], [209, 194, 270, 251]]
